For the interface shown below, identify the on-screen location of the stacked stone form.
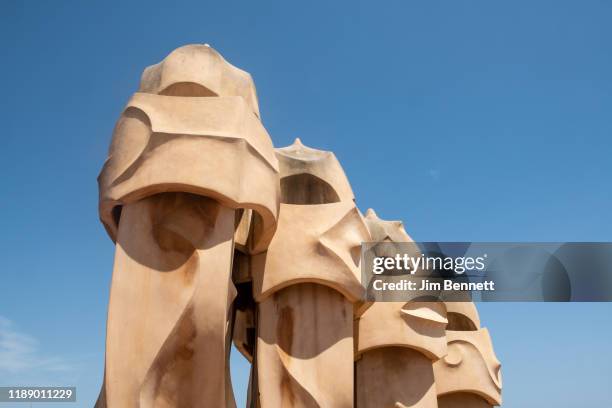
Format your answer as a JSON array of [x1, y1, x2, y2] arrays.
[[96, 45, 501, 408]]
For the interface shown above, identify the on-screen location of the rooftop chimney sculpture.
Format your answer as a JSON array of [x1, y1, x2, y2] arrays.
[[96, 44, 501, 408]]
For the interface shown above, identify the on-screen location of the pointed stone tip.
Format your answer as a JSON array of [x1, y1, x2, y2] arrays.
[[365, 208, 377, 218], [294, 137, 303, 146]]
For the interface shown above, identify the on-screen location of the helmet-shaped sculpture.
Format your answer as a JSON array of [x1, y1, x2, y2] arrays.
[[251, 138, 370, 408], [96, 44, 279, 408], [357, 209, 447, 408], [434, 302, 503, 407]]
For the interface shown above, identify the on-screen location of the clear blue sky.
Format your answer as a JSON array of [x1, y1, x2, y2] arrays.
[[1, 1, 611, 406]]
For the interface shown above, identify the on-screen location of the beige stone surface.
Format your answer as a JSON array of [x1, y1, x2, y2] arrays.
[[97, 44, 278, 407], [438, 393, 493, 408], [364, 208, 413, 242], [99, 193, 237, 407], [276, 138, 354, 203], [434, 328, 502, 407], [357, 209, 442, 408], [98, 48, 279, 254], [356, 347, 438, 408], [232, 307, 255, 363], [445, 301, 481, 331], [96, 44, 503, 408], [140, 44, 260, 117], [434, 299, 502, 407], [356, 301, 448, 360], [257, 284, 354, 407], [252, 199, 368, 303], [230, 251, 257, 363], [251, 139, 369, 303], [252, 139, 368, 407]]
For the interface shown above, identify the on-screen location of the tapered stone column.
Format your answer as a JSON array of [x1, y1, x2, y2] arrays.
[[356, 209, 445, 408], [103, 194, 237, 407], [96, 44, 279, 407], [252, 139, 370, 407], [434, 303, 502, 408]]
